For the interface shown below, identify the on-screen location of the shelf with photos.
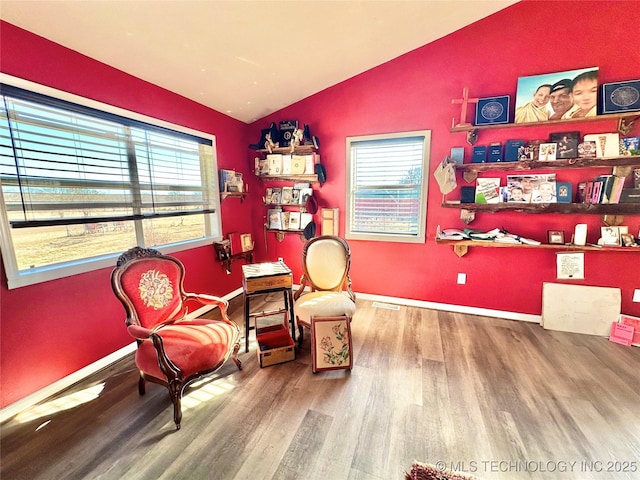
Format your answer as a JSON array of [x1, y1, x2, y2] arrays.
[[440, 201, 640, 215], [451, 111, 640, 145], [452, 155, 640, 175], [443, 135, 640, 219]]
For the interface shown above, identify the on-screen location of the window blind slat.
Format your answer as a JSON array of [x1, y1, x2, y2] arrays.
[[1, 87, 216, 228]]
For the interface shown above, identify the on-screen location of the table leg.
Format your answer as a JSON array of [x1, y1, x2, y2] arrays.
[[286, 289, 296, 344], [244, 293, 250, 353]]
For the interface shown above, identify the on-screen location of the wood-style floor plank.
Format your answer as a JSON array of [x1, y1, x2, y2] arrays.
[[2, 295, 640, 480]]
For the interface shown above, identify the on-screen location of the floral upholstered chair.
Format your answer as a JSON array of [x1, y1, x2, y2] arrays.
[[111, 247, 241, 429], [293, 236, 356, 347]]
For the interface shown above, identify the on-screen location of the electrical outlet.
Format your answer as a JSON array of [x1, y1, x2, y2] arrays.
[[633, 289, 640, 303], [457, 273, 466, 285]]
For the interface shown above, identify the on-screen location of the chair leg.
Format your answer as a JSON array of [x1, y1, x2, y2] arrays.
[[138, 373, 145, 395], [298, 324, 304, 347], [168, 381, 183, 430], [232, 342, 242, 370]]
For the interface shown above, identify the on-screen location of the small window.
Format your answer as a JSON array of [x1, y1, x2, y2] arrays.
[[0, 79, 221, 288], [346, 131, 430, 243]]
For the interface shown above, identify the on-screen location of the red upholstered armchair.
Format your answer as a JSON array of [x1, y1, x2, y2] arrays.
[[111, 247, 241, 429]]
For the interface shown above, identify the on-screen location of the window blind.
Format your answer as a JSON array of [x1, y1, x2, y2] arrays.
[[0, 84, 216, 228], [349, 136, 424, 236]]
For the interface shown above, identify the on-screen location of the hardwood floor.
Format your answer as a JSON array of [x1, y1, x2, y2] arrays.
[[2, 296, 640, 480]]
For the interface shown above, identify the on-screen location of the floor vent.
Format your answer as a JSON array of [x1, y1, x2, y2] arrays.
[[372, 302, 401, 311]]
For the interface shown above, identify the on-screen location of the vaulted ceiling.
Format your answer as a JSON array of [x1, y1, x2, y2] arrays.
[[1, 1, 518, 123]]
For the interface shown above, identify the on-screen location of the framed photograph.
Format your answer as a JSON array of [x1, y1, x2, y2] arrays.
[[311, 316, 353, 373], [547, 230, 565, 245], [475, 96, 509, 125], [621, 233, 636, 247], [515, 67, 599, 123], [600, 226, 623, 246], [538, 142, 557, 161], [550, 131, 580, 159], [507, 173, 556, 203], [267, 208, 282, 230], [601, 79, 640, 114]]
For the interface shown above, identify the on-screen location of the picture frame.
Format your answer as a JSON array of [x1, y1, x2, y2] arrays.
[[311, 316, 353, 373], [550, 131, 580, 159], [601, 79, 640, 114], [507, 173, 556, 203], [515, 67, 599, 124], [621, 233, 636, 247], [600, 226, 624, 246], [547, 230, 565, 245], [538, 142, 557, 161], [475, 96, 509, 125]]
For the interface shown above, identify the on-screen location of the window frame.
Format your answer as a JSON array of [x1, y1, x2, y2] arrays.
[[0, 74, 222, 289], [345, 130, 431, 243]]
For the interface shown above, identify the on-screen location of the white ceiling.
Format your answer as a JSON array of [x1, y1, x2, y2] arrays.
[[0, 0, 518, 123]]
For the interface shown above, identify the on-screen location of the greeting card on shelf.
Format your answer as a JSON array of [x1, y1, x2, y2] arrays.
[[475, 178, 501, 204]]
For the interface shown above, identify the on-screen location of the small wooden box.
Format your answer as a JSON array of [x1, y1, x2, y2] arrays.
[[256, 322, 295, 368], [242, 262, 292, 294]]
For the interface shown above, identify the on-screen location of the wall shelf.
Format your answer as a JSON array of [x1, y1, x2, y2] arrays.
[[257, 174, 319, 183], [220, 192, 247, 202], [255, 145, 317, 155], [441, 201, 640, 215], [455, 155, 640, 180], [451, 112, 640, 145], [266, 228, 305, 242], [435, 238, 640, 257]]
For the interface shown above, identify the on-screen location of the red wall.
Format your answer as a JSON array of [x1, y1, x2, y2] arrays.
[[1, 0, 639, 409], [251, 0, 640, 315], [0, 22, 254, 408]]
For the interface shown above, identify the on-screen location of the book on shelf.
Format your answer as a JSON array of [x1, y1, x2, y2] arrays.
[[264, 187, 273, 204], [281, 211, 290, 230], [281, 186, 293, 204], [475, 177, 501, 204], [288, 211, 301, 230], [267, 208, 282, 229], [267, 154, 283, 175], [270, 187, 282, 204], [281, 155, 292, 175]]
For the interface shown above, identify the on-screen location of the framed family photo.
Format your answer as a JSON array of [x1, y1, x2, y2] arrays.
[[515, 67, 599, 124], [506, 173, 557, 203]]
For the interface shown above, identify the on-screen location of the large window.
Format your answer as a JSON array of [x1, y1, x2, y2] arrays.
[[0, 78, 221, 289], [346, 130, 430, 243]]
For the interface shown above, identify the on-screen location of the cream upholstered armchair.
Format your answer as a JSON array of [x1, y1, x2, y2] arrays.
[[293, 236, 356, 346]]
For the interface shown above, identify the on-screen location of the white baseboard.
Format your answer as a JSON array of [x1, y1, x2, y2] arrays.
[[0, 287, 244, 424], [354, 292, 541, 323], [1, 287, 537, 423]]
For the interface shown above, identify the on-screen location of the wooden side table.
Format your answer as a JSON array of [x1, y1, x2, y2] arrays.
[[241, 261, 296, 353]]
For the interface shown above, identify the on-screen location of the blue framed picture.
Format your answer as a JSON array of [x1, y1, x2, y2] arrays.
[[601, 80, 640, 114], [475, 96, 509, 125]]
